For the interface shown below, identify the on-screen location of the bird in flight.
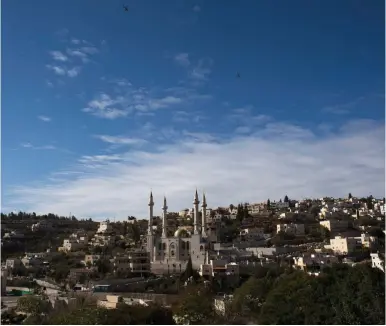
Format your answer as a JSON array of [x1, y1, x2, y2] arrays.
[[123, 5, 129, 12], [236, 72, 241, 78]]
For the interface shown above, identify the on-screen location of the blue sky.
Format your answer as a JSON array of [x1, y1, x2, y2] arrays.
[[2, 0, 385, 219]]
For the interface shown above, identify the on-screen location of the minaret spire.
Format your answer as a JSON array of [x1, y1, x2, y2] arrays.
[[193, 189, 200, 234], [201, 191, 207, 237], [148, 191, 154, 235], [162, 196, 168, 237]]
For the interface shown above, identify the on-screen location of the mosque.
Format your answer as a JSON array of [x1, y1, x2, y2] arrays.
[[146, 190, 212, 274]]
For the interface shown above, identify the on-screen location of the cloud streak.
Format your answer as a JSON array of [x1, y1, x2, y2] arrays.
[[94, 135, 147, 146], [322, 96, 365, 114], [50, 51, 68, 62], [7, 119, 384, 220], [38, 115, 52, 122], [20, 143, 56, 150], [46, 64, 81, 77], [174, 53, 190, 67], [82, 81, 211, 119]]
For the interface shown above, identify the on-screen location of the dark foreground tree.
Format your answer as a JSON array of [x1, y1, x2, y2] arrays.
[[257, 264, 385, 325], [172, 284, 217, 324]]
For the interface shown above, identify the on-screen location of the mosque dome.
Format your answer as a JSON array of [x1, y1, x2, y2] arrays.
[[174, 228, 191, 238]]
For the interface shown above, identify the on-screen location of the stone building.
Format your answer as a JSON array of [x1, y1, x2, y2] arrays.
[[146, 190, 210, 274]]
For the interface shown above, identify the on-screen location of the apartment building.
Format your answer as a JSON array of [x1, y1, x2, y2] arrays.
[[240, 227, 265, 240], [319, 219, 349, 233], [270, 201, 289, 210], [329, 235, 362, 255], [199, 259, 240, 278], [84, 255, 101, 266], [276, 223, 305, 236], [31, 220, 53, 232], [293, 253, 339, 272], [113, 250, 150, 275]]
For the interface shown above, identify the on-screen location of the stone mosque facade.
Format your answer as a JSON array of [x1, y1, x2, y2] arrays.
[[146, 190, 210, 274]]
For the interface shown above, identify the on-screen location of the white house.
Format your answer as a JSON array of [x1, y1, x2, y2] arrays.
[[370, 253, 384, 272], [276, 223, 305, 236]]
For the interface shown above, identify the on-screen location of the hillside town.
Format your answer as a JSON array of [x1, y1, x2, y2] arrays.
[[1, 192, 385, 324]]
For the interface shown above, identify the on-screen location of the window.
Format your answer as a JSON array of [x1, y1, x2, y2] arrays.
[[171, 250, 175, 257], [200, 245, 204, 252], [163, 243, 166, 250]]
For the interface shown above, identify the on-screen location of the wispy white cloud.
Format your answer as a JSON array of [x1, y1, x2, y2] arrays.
[[172, 110, 206, 123], [172, 54, 213, 84], [322, 96, 365, 114], [82, 93, 129, 119], [227, 105, 272, 133], [46, 65, 66, 76], [174, 53, 191, 67], [46, 64, 81, 77], [235, 126, 251, 134], [20, 143, 56, 150], [66, 49, 88, 60], [148, 96, 182, 109], [71, 38, 81, 45], [38, 115, 52, 122], [82, 80, 210, 120], [50, 51, 68, 62], [189, 58, 213, 81], [109, 78, 132, 87], [66, 45, 99, 63], [67, 67, 81, 77], [193, 5, 201, 12], [70, 38, 94, 46], [46, 80, 54, 88], [94, 135, 147, 146], [8, 119, 384, 219]]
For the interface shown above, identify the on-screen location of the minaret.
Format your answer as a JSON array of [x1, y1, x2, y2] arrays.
[[148, 191, 154, 235], [193, 189, 200, 234], [147, 191, 155, 263], [204, 249, 209, 265], [201, 192, 207, 237], [162, 196, 168, 238]]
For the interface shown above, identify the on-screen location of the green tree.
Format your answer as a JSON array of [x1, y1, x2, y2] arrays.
[[348, 192, 352, 199], [236, 204, 243, 221], [243, 203, 249, 219], [230, 276, 273, 322], [96, 259, 111, 275], [172, 284, 216, 324], [267, 199, 271, 209], [258, 271, 316, 325], [256, 264, 385, 325], [180, 257, 197, 282], [367, 196, 374, 210], [17, 295, 51, 316], [284, 195, 289, 203]]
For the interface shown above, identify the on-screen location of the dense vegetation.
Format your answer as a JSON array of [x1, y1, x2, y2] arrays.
[[7, 263, 382, 325], [227, 263, 385, 325]]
